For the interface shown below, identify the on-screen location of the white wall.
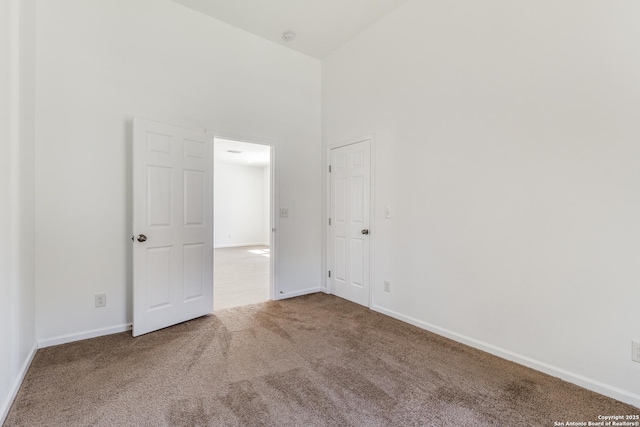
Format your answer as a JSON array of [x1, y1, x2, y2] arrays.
[[36, 0, 322, 344], [323, 0, 640, 406], [214, 162, 269, 247], [0, 0, 37, 422], [263, 165, 271, 245]]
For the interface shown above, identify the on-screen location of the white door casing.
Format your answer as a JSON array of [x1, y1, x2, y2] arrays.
[[133, 118, 213, 337], [329, 139, 371, 307]]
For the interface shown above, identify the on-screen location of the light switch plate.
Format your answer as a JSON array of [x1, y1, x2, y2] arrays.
[[279, 208, 289, 218]]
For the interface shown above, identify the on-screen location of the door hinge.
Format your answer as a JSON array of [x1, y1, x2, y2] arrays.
[[329, 165, 332, 173], [328, 270, 331, 278], [329, 218, 331, 226]]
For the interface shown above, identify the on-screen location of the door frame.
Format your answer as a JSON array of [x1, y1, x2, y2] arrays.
[[325, 134, 376, 308], [210, 130, 279, 301]]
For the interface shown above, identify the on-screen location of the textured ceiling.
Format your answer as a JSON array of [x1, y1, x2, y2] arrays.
[[171, 0, 409, 58]]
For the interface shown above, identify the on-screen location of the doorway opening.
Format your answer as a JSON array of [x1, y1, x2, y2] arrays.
[[213, 138, 273, 311]]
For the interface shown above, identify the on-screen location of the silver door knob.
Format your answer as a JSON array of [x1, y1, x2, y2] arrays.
[[137, 234, 147, 242], [361, 229, 369, 235]]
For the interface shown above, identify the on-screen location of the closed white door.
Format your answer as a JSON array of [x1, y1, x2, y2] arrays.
[[329, 140, 371, 307], [133, 118, 213, 337]]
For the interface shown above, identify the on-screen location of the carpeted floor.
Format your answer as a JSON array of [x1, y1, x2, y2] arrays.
[[4, 293, 637, 426]]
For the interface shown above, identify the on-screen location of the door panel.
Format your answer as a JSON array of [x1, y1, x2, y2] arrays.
[[329, 140, 371, 306], [351, 239, 364, 287], [147, 166, 172, 226], [147, 246, 172, 309], [335, 236, 346, 281], [184, 170, 204, 226], [183, 243, 204, 301], [133, 118, 213, 337]]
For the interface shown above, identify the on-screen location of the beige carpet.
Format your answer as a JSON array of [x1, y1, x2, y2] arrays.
[[5, 293, 637, 426]]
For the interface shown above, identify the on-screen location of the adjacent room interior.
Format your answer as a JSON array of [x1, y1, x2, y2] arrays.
[[213, 138, 272, 311]]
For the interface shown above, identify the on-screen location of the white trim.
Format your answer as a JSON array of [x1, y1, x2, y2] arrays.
[[371, 304, 640, 409], [277, 287, 323, 300], [0, 342, 37, 426], [210, 129, 279, 147], [37, 323, 132, 349], [325, 134, 376, 308], [369, 136, 376, 308], [214, 242, 270, 249], [269, 146, 277, 301]]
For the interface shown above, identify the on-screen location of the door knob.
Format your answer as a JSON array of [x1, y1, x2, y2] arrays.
[[361, 229, 369, 235], [137, 234, 147, 242]]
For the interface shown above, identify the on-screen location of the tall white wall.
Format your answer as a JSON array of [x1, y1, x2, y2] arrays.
[[214, 163, 269, 247], [0, 0, 37, 422], [323, 0, 640, 406], [36, 0, 322, 344]]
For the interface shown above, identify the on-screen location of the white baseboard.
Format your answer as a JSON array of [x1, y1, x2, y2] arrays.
[[37, 323, 132, 349], [371, 304, 640, 409], [0, 342, 37, 425], [214, 242, 269, 249], [277, 287, 323, 300]]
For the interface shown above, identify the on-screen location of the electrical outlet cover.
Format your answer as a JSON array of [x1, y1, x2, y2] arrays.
[[95, 293, 106, 308]]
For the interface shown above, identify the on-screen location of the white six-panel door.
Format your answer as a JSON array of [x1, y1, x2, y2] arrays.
[[329, 140, 371, 307], [133, 118, 213, 337]]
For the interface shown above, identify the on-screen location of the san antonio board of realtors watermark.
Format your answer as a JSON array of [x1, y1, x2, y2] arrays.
[[554, 415, 640, 426]]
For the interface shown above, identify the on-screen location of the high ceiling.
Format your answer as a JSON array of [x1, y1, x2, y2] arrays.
[[171, 0, 409, 59]]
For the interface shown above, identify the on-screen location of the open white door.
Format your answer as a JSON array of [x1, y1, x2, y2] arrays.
[[329, 139, 371, 307], [133, 118, 213, 337]]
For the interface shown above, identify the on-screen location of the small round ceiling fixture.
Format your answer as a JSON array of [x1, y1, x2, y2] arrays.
[[282, 31, 296, 42]]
